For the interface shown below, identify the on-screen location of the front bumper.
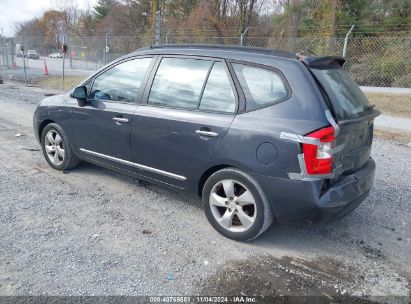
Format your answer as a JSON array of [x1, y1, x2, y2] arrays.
[[253, 158, 376, 223], [33, 106, 41, 144]]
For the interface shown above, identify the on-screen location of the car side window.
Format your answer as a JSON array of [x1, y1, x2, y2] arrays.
[[148, 58, 212, 109], [199, 62, 236, 113], [233, 63, 288, 111], [90, 57, 152, 103]]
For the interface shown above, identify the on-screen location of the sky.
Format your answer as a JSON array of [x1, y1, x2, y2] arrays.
[[0, 0, 97, 36]]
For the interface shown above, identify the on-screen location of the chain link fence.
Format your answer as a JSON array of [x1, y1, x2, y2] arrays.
[[166, 31, 411, 88], [1, 31, 410, 88], [345, 37, 411, 88], [66, 32, 155, 70]]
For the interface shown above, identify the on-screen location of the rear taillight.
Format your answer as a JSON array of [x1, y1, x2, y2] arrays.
[[302, 126, 335, 175]]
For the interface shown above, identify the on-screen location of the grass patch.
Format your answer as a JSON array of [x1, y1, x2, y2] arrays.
[[365, 92, 411, 118], [35, 76, 84, 91]]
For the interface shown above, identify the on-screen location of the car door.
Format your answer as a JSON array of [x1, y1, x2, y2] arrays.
[[71, 56, 154, 166], [131, 56, 238, 188]]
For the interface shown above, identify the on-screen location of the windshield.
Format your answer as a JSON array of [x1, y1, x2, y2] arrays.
[[311, 67, 371, 120]]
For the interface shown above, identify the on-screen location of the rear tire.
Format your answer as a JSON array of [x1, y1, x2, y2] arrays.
[[202, 168, 274, 241], [41, 123, 80, 171]]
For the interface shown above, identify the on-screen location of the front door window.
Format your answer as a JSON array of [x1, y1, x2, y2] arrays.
[[90, 57, 153, 103]]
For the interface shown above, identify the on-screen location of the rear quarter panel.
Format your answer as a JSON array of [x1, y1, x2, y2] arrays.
[[218, 58, 330, 179], [211, 58, 330, 221]]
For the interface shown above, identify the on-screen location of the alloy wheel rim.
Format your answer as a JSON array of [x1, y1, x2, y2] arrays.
[[44, 130, 65, 166], [209, 179, 257, 233]]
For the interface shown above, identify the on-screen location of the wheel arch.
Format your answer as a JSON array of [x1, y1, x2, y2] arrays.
[[38, 119, 56, 139], [198, 164, 235, 197]]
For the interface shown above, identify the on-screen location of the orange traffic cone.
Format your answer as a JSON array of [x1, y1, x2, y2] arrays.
[[43, 59, 49, 75]]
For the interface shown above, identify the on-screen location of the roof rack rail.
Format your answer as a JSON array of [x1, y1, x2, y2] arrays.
[[148, 44, 298, 59]]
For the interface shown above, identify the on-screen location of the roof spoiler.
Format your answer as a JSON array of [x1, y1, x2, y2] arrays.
[[296, 54, 346, 68]]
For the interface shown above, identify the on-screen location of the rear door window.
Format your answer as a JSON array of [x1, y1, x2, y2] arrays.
[[148, 58, 236, 113], [199, 62, 236, 113], [311, 67, 371, 120], [232, 63, 288, 111], [148, 58, 212, 109]]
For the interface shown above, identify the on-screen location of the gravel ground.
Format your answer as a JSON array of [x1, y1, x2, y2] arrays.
[[0, 81, 410, 302]]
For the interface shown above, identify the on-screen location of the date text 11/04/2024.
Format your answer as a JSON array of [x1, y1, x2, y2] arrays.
[[149, 296, 257, 303]]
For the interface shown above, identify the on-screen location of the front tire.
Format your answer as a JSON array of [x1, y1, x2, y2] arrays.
[[41, 123, 80, 171], [202, 168, 274, 241]]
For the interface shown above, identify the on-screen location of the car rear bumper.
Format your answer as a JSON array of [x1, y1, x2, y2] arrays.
[[316, 158, 375, 222], [253, 158, 376, 223]]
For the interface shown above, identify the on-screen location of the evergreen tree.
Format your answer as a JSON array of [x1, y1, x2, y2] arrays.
[[94, 0, 116, 21]]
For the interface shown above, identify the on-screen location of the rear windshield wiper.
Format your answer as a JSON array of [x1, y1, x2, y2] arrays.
[[364, 104, 376, 111]]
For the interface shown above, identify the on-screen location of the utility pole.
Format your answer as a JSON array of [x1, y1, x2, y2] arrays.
[[151, 0, 160, 27], [62, 35, 66, 90], [68, 32, 72, 69], [151, 0, 161, 45], [155, 10, 161, 45]]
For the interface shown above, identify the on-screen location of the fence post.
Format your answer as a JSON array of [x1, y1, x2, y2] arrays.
[[22, 34, 27, 86], [105, 32, 108, 64], [23, 34, 29, 69], [240, 27, 249, 46], [342, 24, 355, 57], [5, 39, 9, 68], [165, 29, 172, 45], [22, 49, 27, 86], [86, 46, 89, 69], [11, 38, 15, 68], [1, 35, 6, 68]]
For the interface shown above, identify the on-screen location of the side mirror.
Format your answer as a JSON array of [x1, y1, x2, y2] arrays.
[[72, 86, 87, 107]]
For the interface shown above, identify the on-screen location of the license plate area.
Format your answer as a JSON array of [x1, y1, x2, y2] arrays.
[[351, 124, 371, 149]]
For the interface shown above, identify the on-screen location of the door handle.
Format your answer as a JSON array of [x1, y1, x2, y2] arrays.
[[112, 117, 129, 124], [195, 130, 219, 137]]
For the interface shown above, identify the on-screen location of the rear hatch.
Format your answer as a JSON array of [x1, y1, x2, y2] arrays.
[[304, 57, 380, 178]]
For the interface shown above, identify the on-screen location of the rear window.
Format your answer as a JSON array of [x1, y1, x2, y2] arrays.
[[311, 67, 370, 120], [233, 64, 288, 111]]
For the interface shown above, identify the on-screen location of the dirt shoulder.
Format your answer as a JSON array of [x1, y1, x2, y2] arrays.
[[34, 76, 84, 91], [365, 92, 411, 118]]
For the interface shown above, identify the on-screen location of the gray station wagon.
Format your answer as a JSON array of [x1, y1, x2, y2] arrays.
[[33, 45, 379, 241]]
